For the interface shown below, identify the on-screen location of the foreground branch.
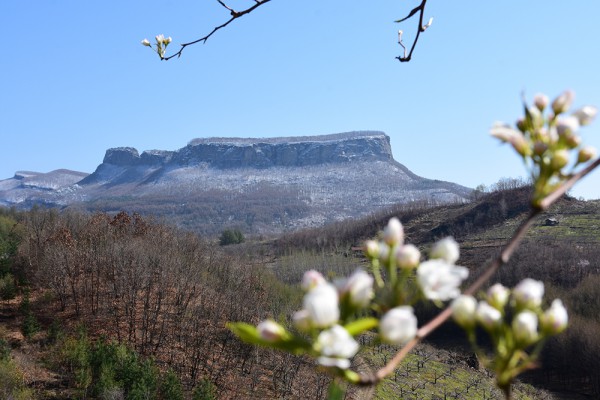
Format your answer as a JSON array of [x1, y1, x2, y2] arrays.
[[163, 0, 272, 60], [396, 0, 429, 62], [358, 157, 600, 385]]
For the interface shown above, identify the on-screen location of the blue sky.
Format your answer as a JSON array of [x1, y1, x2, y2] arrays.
[[2, 1, 600, 198]]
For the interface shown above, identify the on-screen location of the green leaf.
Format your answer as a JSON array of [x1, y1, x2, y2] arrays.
[[227, 322, 262, 344], [344, 317, 378, 336], [327, 381, 345, 400]]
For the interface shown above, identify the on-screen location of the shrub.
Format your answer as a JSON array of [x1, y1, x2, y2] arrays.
[[219, 228, 245, 246]]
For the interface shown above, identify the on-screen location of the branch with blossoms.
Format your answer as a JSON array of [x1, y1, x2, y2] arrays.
[[395, 0, 433, 62], [141, 0, 272, 60], [142, 1, 433, 63], [229, 93, 597, 399]]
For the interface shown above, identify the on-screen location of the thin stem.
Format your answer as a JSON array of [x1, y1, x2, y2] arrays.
[[163, 0, 272, 60]]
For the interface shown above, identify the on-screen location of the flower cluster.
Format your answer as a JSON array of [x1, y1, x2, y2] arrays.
[[229, 218, 470, 379], [451, 279, 568, 390], [141, 34, 172, 59], [490, 90, 597, 205]]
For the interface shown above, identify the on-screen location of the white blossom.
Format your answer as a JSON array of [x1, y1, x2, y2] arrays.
[[451, 295, 477, 329], [365, 240, 380, 259], [155, 34, 165, 43], [257, 320, 285, 342], [301, 270, 326, 291], [336, 269, 374, 308], [395, 244, 421, 269], [512, 311, 538, 345], [379, 306, 418, 345], [556, 116, 580, 137], [417, 259, 468, 301], [541, 299, 568, 334], [303, 283, 339, 328], [573, 105, 598, 126], [513, 278, 544, 310], [430, 237, 460, 264], [476, 301, 502, 331], [316, 325, 359, 369], [141, 38, 151, 47], [384, 217, 404, 246], [487, 283, 510, 310]]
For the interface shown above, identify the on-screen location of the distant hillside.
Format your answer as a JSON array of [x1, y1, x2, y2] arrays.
[[0, 132, 471, 234]]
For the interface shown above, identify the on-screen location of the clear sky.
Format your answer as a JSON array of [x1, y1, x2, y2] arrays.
[[2, 1, 600, 199]]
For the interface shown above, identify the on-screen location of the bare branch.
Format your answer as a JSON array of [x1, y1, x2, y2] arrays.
[[357, 157, 600, 385], [396, 0, 428, 63], [163, 0, 272, 61]]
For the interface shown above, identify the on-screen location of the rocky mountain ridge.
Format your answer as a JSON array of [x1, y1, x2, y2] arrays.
[[0, 131, 471, 233]]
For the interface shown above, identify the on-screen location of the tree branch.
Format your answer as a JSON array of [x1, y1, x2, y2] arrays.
[[396, 0, 428, 62], [163, 0, 272, 61], [358, 156, 600, 385]]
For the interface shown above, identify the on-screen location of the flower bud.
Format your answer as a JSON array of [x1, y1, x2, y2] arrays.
[[551, 149, 570, 171], [512, 311, 538, 346], [337, 270, 374, 308], [451, 295, 477, 329], [303, 283, 339, 328], [476, 301, 502, 331], [395, 244, 421, 269], [516, 118, 527, 133], [301, 270, 326, 291], [430, 237, 460, 264], [578, 146, 597, 164], [487, 283, 510, 310], [417, 259, 468, 301], [257, 320, 286, 342], [572, 105, 598, 126], [155, 34, 165, 43], [383, 217, 404, 246], [534, 93, 549, 111], [527, 107, 544, 130], [164, 36, 172, 44], [379, 306, 417, 345], [557, 116, 580, 137], [141, 38, 151, 47], [552, 90, 575, 114], [490, 123, 520, 143], [365, 240, 380, 259], [513, 278, 544, 310], [540, 299, 568, 335], [510, 134, 532, 157], [533, 141, 548, 157]]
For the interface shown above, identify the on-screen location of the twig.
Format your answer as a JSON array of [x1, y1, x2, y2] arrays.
[[395, 0, 428, 62], [163, 0, 272, 60], [358, 157, 600, 385]]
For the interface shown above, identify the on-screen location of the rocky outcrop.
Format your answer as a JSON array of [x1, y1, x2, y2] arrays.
[[98, 131, 392, 170]]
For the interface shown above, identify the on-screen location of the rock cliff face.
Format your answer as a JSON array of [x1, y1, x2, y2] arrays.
[[0, 131, 471, 234], [98, 132, 392, 170]]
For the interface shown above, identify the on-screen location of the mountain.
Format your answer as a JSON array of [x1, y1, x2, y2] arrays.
[[0, 131, 471, 233]]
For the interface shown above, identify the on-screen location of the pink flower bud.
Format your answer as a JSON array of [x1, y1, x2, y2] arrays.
[[578, 147, 597, 164], [534, 93, 549, 111], [552, 90, 575, 114], [257, 320, 286, 342], [301, 270, 326, 291]]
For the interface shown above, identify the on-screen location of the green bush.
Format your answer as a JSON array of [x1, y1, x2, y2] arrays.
[[192, 378, 217, 400], [219, 229, 245, 246], [159, 369, 183, 400], [0, 273, 17, 300]]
